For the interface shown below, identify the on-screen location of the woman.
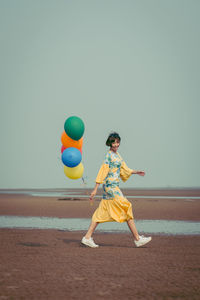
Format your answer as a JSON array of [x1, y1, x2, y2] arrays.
[[81, 132, 152, 248]]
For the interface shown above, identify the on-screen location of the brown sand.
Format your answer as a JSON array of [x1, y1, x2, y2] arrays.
[[0, 188, 200, 220], [0, 189, 200, 299]]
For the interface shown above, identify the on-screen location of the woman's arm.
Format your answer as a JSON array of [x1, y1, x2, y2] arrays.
[[90, 183, 100, 201], [131, 170, 145, 176]]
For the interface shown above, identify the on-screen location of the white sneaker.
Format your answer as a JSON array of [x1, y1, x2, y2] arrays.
[[81, 236, 99, 248], [134, 235, 152, 247]]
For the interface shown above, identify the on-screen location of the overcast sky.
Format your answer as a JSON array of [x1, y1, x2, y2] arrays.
[[0, 0, 199, 189]]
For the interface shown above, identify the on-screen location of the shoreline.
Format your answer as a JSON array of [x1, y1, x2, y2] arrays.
[[0, 188, 200, 220], [1, 217, 199, 235]]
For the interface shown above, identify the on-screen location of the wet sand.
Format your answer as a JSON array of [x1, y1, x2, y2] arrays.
[[0, 188, 200, 220], [0, 189, 200, 299]]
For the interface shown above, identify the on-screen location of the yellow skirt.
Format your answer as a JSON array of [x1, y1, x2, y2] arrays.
[[92, 195, 133, 223]]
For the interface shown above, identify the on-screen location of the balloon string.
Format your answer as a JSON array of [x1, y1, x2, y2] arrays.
[[81, 177, 93, 206]]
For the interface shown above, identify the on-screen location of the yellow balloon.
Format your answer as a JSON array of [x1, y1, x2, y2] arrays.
[[64, 162, 84, 180]]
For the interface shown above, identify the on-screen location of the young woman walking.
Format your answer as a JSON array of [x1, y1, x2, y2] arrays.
[[81, 132, 152, 248]]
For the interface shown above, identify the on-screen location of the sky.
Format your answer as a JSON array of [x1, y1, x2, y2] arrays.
[[0, 0, 199, 189]]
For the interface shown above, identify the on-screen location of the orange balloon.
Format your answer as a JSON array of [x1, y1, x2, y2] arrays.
[[61, 131, 83, 150]]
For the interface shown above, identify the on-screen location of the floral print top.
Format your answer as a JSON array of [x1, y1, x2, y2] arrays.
[[95, 151, 133, 200]]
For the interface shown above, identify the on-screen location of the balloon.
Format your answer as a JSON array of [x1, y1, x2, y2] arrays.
[[64, 116, 85, 141], [62, 147, 82, 168], [61, 145, 66, 153], [64, 163, 84, 179], [61, 131, 83, 150]]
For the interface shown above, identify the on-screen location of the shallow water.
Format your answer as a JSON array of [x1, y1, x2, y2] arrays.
[[0, 216, 199, 235], [1, 190, 200, 200]]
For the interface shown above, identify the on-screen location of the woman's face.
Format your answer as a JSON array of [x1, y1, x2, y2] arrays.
[[110, 138, 120, 153]]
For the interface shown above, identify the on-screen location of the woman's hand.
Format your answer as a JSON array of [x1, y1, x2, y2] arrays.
[[136, 171, 145, 176], [89, 189, 96, 206], [90, 189, 97, 201], [132, 170, 145, 176], [89, 183, 100, 205]]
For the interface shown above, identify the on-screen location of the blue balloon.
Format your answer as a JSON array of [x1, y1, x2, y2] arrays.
[[62, 147, 82, 168]]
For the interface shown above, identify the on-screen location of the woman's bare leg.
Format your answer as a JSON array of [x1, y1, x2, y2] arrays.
[[85, 221, 99, 239], [127, 219, 140, 241]]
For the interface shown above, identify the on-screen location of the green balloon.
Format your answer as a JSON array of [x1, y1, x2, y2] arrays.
[[64, 116, 85, 141]]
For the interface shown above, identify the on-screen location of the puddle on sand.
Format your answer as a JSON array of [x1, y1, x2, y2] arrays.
[[1, 190, 200, 200], [0, 216, 199, 235]]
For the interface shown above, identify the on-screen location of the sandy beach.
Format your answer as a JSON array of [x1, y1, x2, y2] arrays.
[[0, 188, 200, 220], [0, 188, 200, 299]]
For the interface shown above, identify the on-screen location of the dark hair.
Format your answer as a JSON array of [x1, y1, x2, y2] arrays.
[[106, 132, 121, 147]]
